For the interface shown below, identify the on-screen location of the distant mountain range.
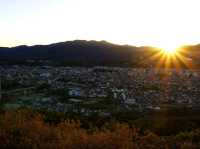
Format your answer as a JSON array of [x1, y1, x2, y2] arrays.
[[0, 40, 200, 68]]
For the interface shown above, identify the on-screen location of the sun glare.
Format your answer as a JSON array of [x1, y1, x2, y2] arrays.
[[159, 44, 180, 55], [163, 47, 177, 54], [149, 43, 193, 70]]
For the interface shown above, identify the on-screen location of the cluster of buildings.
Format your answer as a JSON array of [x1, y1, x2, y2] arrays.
[[1, 65, 200, 109]]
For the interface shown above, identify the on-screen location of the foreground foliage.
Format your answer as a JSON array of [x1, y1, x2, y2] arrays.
[[0, 110, 199, 149]]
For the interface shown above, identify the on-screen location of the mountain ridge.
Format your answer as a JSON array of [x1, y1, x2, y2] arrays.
[[0, 40, 199, 67]]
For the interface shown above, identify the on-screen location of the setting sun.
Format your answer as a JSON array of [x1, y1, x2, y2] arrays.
[[157, 43, 181, 55], [162, 46, 179, 55]]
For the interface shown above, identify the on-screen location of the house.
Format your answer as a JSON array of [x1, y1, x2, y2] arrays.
[[68, 87, 85, 97]]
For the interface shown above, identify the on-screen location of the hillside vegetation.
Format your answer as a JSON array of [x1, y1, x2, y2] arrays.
[[0, 110, 199, 149]]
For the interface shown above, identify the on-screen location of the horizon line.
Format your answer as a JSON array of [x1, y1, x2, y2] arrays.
[[0, 39, 200, 49]]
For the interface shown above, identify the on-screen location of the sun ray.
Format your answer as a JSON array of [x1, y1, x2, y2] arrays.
[[148, 44, 194, 70], [171, 53, 181, 70], [175, 52, 192, 69]]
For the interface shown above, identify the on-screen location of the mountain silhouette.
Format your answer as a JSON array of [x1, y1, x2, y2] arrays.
[[0, 40, 199, 67]]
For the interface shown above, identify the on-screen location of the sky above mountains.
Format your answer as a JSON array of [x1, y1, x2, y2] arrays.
[[0, 0, 200, 49]]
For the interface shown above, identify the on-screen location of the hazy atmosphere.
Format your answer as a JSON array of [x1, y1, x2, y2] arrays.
[[2, 1, 200, 148], [1, 0, 200, 49]]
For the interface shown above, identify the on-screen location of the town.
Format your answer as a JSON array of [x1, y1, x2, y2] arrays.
[[1, 65, 200, 115]]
